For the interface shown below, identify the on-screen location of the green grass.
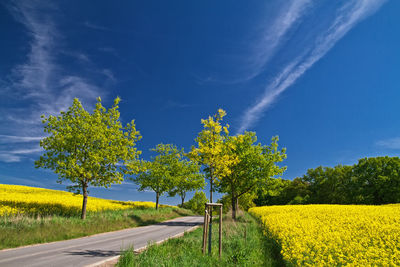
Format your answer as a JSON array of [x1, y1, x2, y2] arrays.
[[0, 207, 192, 250], [116, 212, 284, 267]]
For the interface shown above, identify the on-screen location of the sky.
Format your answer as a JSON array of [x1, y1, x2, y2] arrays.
[[1, 0, 399, 205]]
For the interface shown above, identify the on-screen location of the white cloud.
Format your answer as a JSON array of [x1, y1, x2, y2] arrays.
[[243, 0, 313, 81], [5, 1, 105, 118], [0, 1, 111, 162], [238, 0, 387, 133], [0, 154, 22, 163], [0, 135, 43, 143], [376, 137, 400, 150]]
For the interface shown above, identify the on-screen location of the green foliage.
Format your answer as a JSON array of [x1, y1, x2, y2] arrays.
[[35, 97, 141, 219], [220, 192, 256, 213], [352, 157, 400, 204], [116, 247, 135, 267], [168, 153, 205, 206], [116, 213, 284, 267], [218, 132, 286, 219], [131, 144, 180, 209], [189, 109, 235, 202], [255, 156, 400, 205], [303, 164, 353, 204], [182, 191, 208, 215]]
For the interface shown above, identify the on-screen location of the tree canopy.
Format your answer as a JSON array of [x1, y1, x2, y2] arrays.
[[131, 143, 204, 209], [35, 97, 141, 219], [255, 156, 400, 206], [168, 156, 205, 206], [189, 109, 235, 203], [218, 132, 286, 219]]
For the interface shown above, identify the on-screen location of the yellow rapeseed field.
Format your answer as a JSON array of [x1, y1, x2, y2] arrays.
[[0, 184, 156, 217], [249, 204, 400, 266]]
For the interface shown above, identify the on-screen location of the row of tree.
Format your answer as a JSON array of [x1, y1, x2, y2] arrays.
[[36, 97, 287, 220], [188, 109, 286, 219], [133, 144, 204, 209], [255, 156, 400, 206]]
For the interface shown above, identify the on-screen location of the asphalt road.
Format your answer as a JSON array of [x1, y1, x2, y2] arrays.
[[0, 216, 203, 267]]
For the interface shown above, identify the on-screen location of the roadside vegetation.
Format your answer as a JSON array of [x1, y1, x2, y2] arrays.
[[0, 206, 191, 250], [116, 212, 284, 267], [0, 184, 192, 249]]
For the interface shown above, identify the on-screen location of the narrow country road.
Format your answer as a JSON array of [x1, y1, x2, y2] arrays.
[[0, 216, 203, 267]]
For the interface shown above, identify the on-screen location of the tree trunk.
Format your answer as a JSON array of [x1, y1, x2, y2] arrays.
[[181, 196, 185, 206], [236, 197, 239, 216], [156, 191, 159, 210], [210, 178, 213, 203], [81, 182, 88, 220], [231, 195, 237, 220]]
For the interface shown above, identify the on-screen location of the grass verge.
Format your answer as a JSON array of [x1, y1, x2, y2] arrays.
[[116, 212, 284, 267], [0, 207, 192, 250]]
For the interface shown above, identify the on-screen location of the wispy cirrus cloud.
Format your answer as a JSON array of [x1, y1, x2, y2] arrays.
[[376, 137, 400, 150], [237, 0, 386, 133], [0, 147, 42, 163], [0, 0, 114, 162], [0, 135, 43, 143], [195, 0, 312, 85], [242, 0, 313, 82]]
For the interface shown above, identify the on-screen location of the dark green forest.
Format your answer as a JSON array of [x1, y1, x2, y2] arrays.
[[255, 156, 400, 206]]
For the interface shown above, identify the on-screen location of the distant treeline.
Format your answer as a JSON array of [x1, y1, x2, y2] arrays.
[[255, 156, 400, 206]]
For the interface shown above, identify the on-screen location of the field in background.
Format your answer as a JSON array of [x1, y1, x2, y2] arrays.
[[0, 184, 192, 249], [250, 204, 400, 266], [0, 184, 157, 217]]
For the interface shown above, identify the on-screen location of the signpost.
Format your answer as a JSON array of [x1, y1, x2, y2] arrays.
[[202, 203, 223, 258]]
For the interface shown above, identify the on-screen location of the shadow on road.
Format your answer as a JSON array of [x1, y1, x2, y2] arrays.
[[156, 221, 202, 227], [64, 249, 119, 257]]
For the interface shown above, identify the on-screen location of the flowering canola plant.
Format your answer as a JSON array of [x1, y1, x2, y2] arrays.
[[0, 184, 156, 217], [249, 204, 400, 266]]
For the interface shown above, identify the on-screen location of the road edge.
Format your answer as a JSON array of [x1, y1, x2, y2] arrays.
[[87, 224, 201, 267], [0, 215, 199, 253]]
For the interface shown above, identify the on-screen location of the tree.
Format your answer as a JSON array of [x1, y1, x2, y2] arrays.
[[220, 191, 256, 214], [254, 178, 292, 206], [131, 144, 180, 210], [35, 97, 141, 219], [189, 109, 234, 204], [352, 157, 400, 204], [219, 132, 287, 220], [302, 165, 353, 204], [189, 109, 237, 254], [282, 178, 311, 204], [182, 191, 209, 214], [169, 156, 205, 206]]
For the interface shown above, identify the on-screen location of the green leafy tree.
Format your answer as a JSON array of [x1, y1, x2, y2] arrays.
[[182, 191, 208, 214], [169, 157, 205, 206], [189, 109, 237, 253], [35, 97, 141, 219], [254, 178, 292, 206], [352, 157, 400, 204], [131, 144, 180, 210], [303, 165, 353, 204], [282, 178, 311, 204], [220, 192, 256, 214], [219, 132, 287, 220], [189, 109, 234, 203]]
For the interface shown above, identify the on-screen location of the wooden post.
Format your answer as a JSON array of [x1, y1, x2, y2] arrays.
[[202, 204, 208, 254], [208, 205, 212, 255], [219, 205, 222, 258], [202, 203, 223, 257]]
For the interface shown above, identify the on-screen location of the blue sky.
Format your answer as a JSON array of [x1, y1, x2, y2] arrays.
[[1, 0, 399, 205]]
